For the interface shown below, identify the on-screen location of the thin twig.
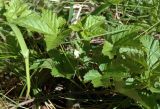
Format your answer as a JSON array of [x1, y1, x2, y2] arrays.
[[17, 98, 35, 107], [5, 86, 16, 96], [10, 98, 34, 109]]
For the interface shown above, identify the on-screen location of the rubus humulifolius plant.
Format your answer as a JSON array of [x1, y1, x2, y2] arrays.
[[0, 0, 160, 108], [71, 16, 160, 108]]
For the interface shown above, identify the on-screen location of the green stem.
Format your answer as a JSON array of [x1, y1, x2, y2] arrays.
[[20, 70, 37, 98], [25, 57, 30, 98], [9, 24, 30, 99]]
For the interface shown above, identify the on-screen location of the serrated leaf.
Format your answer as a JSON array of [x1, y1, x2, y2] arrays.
[[5, 7, 67, 51], [70, 21, 83, 31], [108, 25, 141, 44], [140, 35, 160, 70], [81, 15, 106, 40], [30, 59, 56, 70], [102, 41, 114, 59], [58, 17, 66, 28], [115, 81, 151, 109], [119, 47, 146, 65], [84, 15, 105, 29], [45, 35, 59, 51], [102, 71, 128, 82], [101, 60, 129, 86], [119, 47, 144, 56], [84, 70, 103, 87], [4, 0, 31, 23], [18, 14, 53, 34]]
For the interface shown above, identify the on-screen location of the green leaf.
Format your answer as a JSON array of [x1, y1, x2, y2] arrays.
[[46, 29, 70, 49], [91, 78, 103, 87], [140, 35, 160, 70], [119, 47, 144, 56], [4, 0, 31, 23], [149, 87, 160, 93], [84, 15, 105, 29], [102, 41, 114, 59], [58, 17, 66, 28], [30, 59, 55, 70], [99, 64, 107, 72], [101, 60, 129, 86], [81, 15, 106, 40], [17, 14, 53, 34], [115, 81, 151, 109], [140, 93, 159, 109], [0, 0, 4, 9], [109, 71, 128, 79], [102, 71, 128, 83], [84, 70, 103, 87], [51, 67, 64, 77], [108, 25, 141, 44], [119, 47, 146, 66], [5, 8, 67, 51], [44, 34, 59, 51], [70, 21, 83, 32]]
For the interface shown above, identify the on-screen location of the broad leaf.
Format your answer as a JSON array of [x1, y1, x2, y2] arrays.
[[84, 15, 105, 29], [70, 15, 107, 40], [18, 14, 53, 35], [102, 41, 115, 59], [70, 21, 83, 31], [108, 25, 141, 45], [119, 47, 144, 57], [81, 15, 106, 40], [4, 0, 31, 23], [140, 35, 160, 70], [119, 46, 146, 66], [30, 59, 56, 70], [84, 70, 103, 87], [18, 10, 66, 51], [101, 58, 129, 86], [115, 81, 151, 109], [51, 67, 64, 77], [5, 2, 67, 51]]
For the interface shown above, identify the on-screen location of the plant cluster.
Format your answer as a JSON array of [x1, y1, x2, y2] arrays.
[[0, 0, 160, 108]]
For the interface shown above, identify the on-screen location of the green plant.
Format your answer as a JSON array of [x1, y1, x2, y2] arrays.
[[1, 0, 160, 108]]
